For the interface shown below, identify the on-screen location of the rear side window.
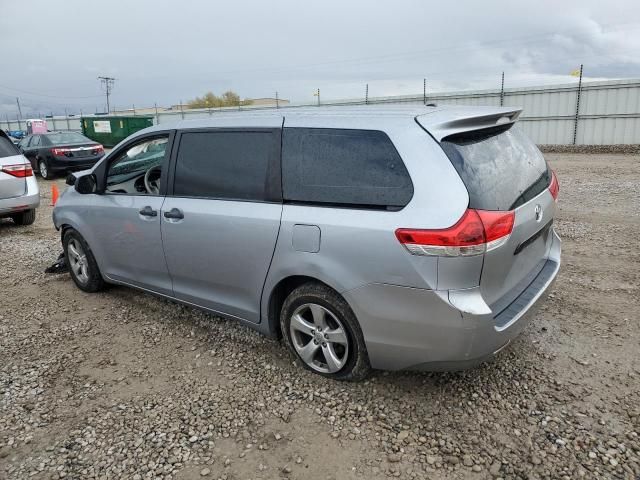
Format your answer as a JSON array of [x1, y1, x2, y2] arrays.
[[440, 125, 549, 211], [282, 128, 413, 209], [173, 130, 280, 201], [0, 133, 19, 158]]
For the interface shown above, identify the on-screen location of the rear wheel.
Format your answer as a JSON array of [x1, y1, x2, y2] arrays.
[[39, 159, 52, 180], [63, 229, 104, 292], [280, 283, 371, 381], [11, 209, 36, 226]]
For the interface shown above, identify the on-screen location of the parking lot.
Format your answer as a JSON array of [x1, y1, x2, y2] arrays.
[[0, 152, 638, 479]]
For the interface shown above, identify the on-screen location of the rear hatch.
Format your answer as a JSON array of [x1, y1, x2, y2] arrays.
[[417, 109, 557, 310], [0, 132, 28, 199]]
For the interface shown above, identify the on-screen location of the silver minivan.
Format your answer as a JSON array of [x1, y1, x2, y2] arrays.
[[53, 105, 560, 380]]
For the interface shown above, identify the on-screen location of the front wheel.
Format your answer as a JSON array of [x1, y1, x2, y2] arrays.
[[280, 283, 371, 381], [63, 229, 105, 292]]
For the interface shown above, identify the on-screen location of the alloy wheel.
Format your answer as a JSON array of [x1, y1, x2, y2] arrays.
[[289, 303, 349, 374], [67, 238, 89, 284], [39, 160, 48, 179]]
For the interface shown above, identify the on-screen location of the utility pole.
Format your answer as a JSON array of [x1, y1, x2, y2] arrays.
[[16, 97, 23, 119], [314, 88, 320, 106], [500, 72, 505, 106], [275, 91, 279, 109], [573, 64, 584, 145], [423, 78, 426, 105], [98, 76, 116, 113], [365, 84, 369, 105]]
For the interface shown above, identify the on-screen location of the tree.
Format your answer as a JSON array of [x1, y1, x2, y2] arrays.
[[186, 90, 252, 109]]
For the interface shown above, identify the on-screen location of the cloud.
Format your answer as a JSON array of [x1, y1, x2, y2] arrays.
[[1, 0, 639, 116]]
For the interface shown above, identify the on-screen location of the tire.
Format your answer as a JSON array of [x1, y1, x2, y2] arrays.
[[280, 282, 371, 381], [11, 209, 36, 226], [39, 159, 52, 180], [63, 229, 105, 293]]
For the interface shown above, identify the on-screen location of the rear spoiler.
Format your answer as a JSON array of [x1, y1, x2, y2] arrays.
[[416, 106, 522, 142]]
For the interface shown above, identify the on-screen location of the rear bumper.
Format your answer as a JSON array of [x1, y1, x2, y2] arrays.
[[49, 156, 103, 172], [0, 176, 40, 215], [344, 230, 561, 371]]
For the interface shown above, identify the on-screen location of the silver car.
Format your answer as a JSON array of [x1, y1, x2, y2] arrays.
[[0, 130, 39, 225], [52, 105, 561, 380]]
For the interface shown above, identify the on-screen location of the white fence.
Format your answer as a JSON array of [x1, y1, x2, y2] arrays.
[[2, 79, 639, 145]]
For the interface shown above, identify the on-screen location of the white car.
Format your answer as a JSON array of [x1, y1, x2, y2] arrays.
[[0, 130, 39, 225]]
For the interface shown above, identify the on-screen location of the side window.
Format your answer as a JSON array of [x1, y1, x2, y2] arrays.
[[106, 136, 169, 195], [173, 130, 279, 201], [18, 137, 31, 149], [282, 128, 413, 209], [30, 135, 41, 147], [0, 133, 19, 158]]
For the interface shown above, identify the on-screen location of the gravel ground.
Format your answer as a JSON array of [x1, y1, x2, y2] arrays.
[[1, 153, 639, 480]]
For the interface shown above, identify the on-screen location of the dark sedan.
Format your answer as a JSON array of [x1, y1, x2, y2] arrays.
[[18, 132, 104, 179]]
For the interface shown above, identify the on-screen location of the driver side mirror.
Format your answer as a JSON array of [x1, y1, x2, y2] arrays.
[[75, 174, 97, 194]]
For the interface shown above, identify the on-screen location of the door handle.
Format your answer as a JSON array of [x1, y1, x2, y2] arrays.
[[164, 208, 184, 220], [139, 206, 158, 217]]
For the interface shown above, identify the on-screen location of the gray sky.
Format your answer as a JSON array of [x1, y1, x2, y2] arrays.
[[1, 0, 640, 116]]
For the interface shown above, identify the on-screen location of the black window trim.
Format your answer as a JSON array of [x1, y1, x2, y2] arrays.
[[97, 130, 175, 196], [281, 127, 414, 211], [167, 127, 283, 204]]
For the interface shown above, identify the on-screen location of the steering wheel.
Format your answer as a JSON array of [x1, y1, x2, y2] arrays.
[[144, 165, 162, 195]]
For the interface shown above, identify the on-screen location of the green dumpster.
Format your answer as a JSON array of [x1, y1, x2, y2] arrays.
[[81, 116, 154, 147]]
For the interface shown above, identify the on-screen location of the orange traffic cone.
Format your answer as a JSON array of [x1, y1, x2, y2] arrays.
[[51, 184, 59, 206]]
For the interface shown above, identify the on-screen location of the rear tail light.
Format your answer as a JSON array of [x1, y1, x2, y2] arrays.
[[51, 147, 71, 156], [1, 163, 33, 178], [548, 169, 559, 201], [93, 145, 104, 154], [396, 209, 515, 257]]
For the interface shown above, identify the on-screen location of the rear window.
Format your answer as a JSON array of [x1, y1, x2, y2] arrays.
[[46, 132, 89, 145], [440, 125, 550, 211], [0, 133, 19, 158], [282, 128, 413, 209]]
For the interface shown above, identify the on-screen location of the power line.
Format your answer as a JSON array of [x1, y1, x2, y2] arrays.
[[0, 83, 102, 99]]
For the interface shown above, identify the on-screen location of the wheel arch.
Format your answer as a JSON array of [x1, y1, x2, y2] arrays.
[[265, 275, 345, 338]]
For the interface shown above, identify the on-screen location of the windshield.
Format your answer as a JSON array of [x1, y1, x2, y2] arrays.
[[46, 132, 91, 145], [440, 125, 550, 211]]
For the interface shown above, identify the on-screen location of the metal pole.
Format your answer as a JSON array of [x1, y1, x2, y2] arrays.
[[317, 89, 320, 106], [275, 91, 279, 109], [98, 76, 115, 113], [180, 100, 184, 120], [365, 84, 369, 105], [65, 108, 71, 130], [500, 72, 505, 106], [423, 78, 426, 105], [572, 64, 583, 145], [154, 102, 159, 123], [16, 97, 23, 120], [132, 104, 136, 116]]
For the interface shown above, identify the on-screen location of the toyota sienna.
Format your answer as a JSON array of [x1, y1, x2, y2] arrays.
[[52, 105, 561, 380]]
